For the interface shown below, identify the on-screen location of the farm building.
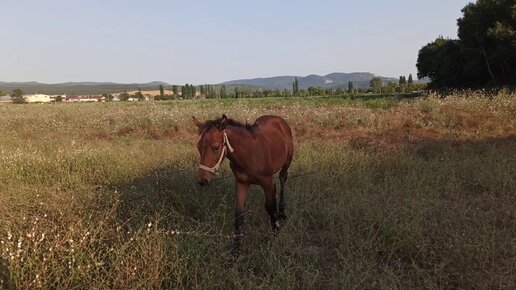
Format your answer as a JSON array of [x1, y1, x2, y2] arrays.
[[64, 95, 105, 102], [0, 95, 12, 103], [24, 94, 52, 103]]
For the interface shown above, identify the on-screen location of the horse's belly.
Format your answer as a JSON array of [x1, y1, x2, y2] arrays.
[[264, 135, 289, 174], [271, 150, 287, 172]]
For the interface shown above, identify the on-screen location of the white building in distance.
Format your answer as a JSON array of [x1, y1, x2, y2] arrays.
[[24, 94, 52, 103]]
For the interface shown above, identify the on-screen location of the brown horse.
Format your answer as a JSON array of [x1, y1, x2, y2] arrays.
[[193, 114, 294, 251]]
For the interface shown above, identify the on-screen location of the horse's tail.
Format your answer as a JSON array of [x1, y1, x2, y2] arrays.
[[290, 125, 297, 150], [282, 120, 296, 160]]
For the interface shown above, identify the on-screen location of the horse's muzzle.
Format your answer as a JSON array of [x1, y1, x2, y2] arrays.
[[197, 167, 213, 187], [197, 177, 209, 187]]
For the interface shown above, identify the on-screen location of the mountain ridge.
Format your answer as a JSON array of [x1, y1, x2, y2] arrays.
[[220, 72, 399, 89], [0, 72, 418, 95]]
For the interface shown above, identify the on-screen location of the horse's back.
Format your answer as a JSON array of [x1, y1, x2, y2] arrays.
[[255, 115, 293, 144], [254, 115, 294, 172]]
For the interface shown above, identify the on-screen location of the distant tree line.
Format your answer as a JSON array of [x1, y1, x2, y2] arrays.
[[287, 75, 424, 96], [417, 0, 515, 88], [7, 80, 426, 104], [367, 74, 423, 94], [152, 78, 425, 100], [117, 88, 146, 101]]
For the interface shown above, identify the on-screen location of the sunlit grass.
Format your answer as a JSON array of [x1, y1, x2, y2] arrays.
[[0, 91, 515, 289]]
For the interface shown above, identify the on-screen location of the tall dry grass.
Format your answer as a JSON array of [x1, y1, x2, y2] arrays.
[[0, 91, 515, 289]]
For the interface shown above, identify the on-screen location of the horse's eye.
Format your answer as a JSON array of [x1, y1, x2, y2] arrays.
[[211, 146, 220, 152]]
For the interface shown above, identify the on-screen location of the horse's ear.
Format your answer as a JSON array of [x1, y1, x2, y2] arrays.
[[219, 114, 228, 130], [192, 116, 203, 129]]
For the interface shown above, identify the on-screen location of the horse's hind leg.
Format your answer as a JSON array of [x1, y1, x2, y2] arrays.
[[279, 124, 294, 221], [279, 151, 293, 221], [263, 177, 280, 230]]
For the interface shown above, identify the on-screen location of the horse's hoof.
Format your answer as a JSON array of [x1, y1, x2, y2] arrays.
[[223, 255, 237, 268], [271, 220, 281, 231], [231, 246, 240, 258], [279, 213, 287, 220]]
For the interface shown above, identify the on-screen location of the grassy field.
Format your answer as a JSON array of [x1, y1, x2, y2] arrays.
[[0, 91, 515, 289]]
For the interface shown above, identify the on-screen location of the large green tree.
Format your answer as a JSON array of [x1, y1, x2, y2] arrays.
[[399, 76, 406, 85], [11, 89, 25, 103], [347, 81, 354, 93], [119, 92, 130, 101], [417, 37, 484, 88], [135, 89, 145, 101], [219, 85, 227, 98], [159, 84, 164, 97], [102, 93, 114, 102], [182, 84, 191, 98], [292, 77, 299, 96], [190, 84, 196, 98], [458, 0, 515, 85], [417, 0, 515, 88], [369, 77, 382, 93]]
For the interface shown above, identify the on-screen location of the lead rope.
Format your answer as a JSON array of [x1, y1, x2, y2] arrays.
[[198, 130, 234, 175]]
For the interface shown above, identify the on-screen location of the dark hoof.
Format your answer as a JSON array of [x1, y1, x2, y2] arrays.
[[279, 213, 287, 220], [231, 237, 241, 257], [271, 220, 281, 231], [231, 246, 240, 258], [223, 255, 236, 268]]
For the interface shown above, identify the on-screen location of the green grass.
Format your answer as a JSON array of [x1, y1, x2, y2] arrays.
[[0, 92, 515, 289]]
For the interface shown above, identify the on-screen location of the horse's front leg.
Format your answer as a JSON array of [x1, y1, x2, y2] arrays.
[[232, 181, 249, 255]]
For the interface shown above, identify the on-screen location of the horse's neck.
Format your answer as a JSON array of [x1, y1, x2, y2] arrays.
[[225, 126, 259, 168]]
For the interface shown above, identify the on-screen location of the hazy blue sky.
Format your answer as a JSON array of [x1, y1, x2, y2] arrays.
[[1, 0, 471, 84]]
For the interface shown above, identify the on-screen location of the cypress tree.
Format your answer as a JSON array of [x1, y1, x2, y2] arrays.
[[183, 84, 189, 98], [200, 85, 205, 97], [210, 85, 215, 98], [293, 77, 299, 96], [220, 85, 227, 98]]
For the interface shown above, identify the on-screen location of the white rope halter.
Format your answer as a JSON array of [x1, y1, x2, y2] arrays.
[[198, 130, 234, 175]]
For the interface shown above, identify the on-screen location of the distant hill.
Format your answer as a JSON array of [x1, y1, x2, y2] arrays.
[[0, 81, 261, 95], [0, 81, 177, 95], [221, 72, 400, 89], [0, 73, 424, 95]]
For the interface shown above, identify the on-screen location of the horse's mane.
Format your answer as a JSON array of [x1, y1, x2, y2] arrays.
[[199, 117, 256, 135]]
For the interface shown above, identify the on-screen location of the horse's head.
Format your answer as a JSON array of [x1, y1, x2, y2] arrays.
[[193, 115, 228, 187]]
